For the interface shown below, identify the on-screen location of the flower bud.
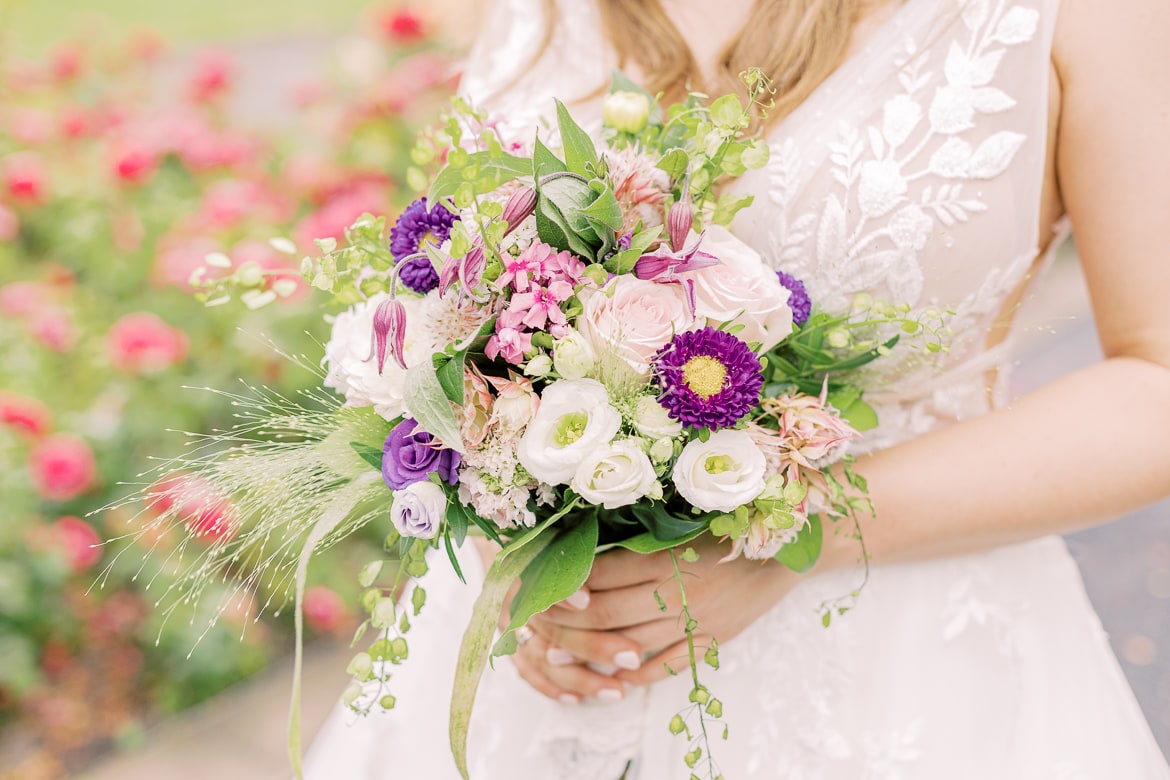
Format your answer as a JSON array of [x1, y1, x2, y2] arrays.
[[649, 437, 676, 465], [523, 354, 553, 377], [827, 328, 850, 349], [346, 651, 374, 680], [632, 396, 683, 440], [603, 91, 651, 134], [552, 329, 595, 380], [501, 186, 537, 236], [371, 297, 407, 373], [667, 199, 693, 252]]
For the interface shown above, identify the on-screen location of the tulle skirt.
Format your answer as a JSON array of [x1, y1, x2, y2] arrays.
[[304, 535, 1170, 779]]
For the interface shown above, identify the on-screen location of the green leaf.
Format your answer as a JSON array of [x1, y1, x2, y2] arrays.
[[492, 516, 599, 656], [711, 192, 754, 226], [445, 496, 469, 547], [428, 152, 529, 203], [627, 503, 711, 542], [533, 137, 568, 179], [449, 532, 555, 780], [656, 148, 690, 181], [349, 441, 384, 472], [443, 529, 466, 585], [434, 351, 466, 407], [403, 360, 465, 453], [774, 514, 823, 573], [609, 69, 653, 101], [709, 94, 743, 129], [836, 397, 879, 432], [556, 99, 599, 176]]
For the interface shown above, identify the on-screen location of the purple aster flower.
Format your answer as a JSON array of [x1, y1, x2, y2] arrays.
[[397, 255, 439, 294], [653, 327, 763, 430], [776, 271, 811, 327], [389, 196, 456, 262], [382, 419, 461, 490]]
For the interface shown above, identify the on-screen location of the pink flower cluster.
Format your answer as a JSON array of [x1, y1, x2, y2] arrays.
[[485, 242, 587, 364]]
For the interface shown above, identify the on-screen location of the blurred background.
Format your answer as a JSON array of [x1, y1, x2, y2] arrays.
[[0, 2, 1166, 779]]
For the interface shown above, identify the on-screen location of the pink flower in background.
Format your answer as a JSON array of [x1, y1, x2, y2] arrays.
[[0, 203, 18, 241], [127, 27, 166, 62], [50, 42, 85, 82], [0, 281, 47, 318], [0, 393, 51, 438], [111, 145, 158, 185], [30, 435, 97, 501], [378, 8, 426, 44], [293, 179, 390, 250], [154, 235, 223, 289], [58, 105, 92, 139], [106, 312, 189, 373], [10, 108, 55, 145], [303, 586, 349, 634], [30, 307, 77, 352], [188, 49, 233, 104], [4, 152, 47, 204], [148, 473, 238, 541], [50, 516, 103, 574], [230, 239, 308, 301], [196, 178, 290, 229]]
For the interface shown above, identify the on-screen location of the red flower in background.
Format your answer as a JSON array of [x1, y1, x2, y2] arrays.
[[30, 435, 97, 501], [4, 152, 48, 204], [378, 8, 426, 44], [303, 586, 349, 634], [106, 312, 189, 373], [50, 516, 103, 574], [0, 393, 51, 438], [111, 145, 158, 186]]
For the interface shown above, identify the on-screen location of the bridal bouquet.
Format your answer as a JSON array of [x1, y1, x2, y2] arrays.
[[133, 71, 944, 779]]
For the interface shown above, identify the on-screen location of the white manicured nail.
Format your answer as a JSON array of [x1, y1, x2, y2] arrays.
[[558, 694, 580, 705], [596, 688, 623, 703], [565, 588, 590, 610], [613, 651, 641, 671], [546, 647, 575, 666]]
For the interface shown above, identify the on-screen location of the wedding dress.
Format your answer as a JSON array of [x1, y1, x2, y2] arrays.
[[304, 0, 1170, 777]]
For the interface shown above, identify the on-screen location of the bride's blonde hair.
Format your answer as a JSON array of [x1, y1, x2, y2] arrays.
[[535, 0, 865, 126]]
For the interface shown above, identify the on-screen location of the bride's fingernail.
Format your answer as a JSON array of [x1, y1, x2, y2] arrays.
[[596, 688, 623, 703], [564, 588, 590, 610], [547, 647, 575, 666], [558, 694, 580, 706], [613, 651, 641, 671]]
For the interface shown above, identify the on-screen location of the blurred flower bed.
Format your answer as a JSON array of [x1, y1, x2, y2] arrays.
[[0, 7, 453, 777]]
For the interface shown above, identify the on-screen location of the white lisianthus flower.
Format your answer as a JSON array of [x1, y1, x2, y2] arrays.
[[571, 439, 657, 509], [632, 395, 683, 439], [552, 329, 596, 380], [323, 293, 430, 421], [682, 225, 794, 353], [672, 429, 767, 512], [517, 379, 621, 485], [390, 480, 446, 540]]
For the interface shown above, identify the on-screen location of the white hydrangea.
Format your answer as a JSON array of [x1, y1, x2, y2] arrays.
[[322, 293, 431, 421]]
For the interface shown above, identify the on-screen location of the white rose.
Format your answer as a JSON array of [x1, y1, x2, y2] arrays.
[[672, 429, 767, 512], [578, 276, 696, 378], [390, 480, 447, 540], [552, 329, 596, 380], [632, 395, 683, 439], [570, 439, 657, 509], [517, 379, 622, 485], [603, 91, 651, 134], [682, 225, 794, 353], [323, 293, 431, 421]]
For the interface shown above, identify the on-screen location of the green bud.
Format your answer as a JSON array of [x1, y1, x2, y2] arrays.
[[379, 694, 397, 710], [358, 560, 383, 588], [669, 714, 686, 735], [346, 652, 374, 680], [371, 597, 396, 629]]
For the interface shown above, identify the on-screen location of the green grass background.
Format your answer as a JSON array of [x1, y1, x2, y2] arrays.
[[0, 0, 375, 55]]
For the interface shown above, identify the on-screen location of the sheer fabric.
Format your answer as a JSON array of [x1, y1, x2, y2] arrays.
[[305, 1, 1170, 777]]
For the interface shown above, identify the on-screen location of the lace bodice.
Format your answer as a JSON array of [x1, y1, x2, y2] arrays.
[[462, 0, 1066, 453]]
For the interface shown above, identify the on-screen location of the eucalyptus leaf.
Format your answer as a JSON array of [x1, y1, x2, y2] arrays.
[[403, 361, 465, 453]]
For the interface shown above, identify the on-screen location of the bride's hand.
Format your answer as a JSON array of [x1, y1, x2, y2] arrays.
[[526, 534, 797, 690]]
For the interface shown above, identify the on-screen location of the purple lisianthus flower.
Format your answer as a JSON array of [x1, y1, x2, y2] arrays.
[[653, 326, 763, 430], [776, 271, 811, 327], [390, 197, 457, 292], [382, 419, 461, 490]]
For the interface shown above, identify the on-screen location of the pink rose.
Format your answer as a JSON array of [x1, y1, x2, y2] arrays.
[[30, 435, 97, 501], [579, 276, 696, 377], [682, 225, 794, 353], [0, 392, 51, 438], [303, 586, 349, 634], [50, 516, 102, 574], [106, 312, 189, 373]]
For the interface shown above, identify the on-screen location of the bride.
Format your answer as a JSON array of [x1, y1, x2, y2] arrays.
[[305, 0, 1170, 777]]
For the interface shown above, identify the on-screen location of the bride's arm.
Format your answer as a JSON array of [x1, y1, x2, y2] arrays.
[[512, 0, 1170, 698]]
